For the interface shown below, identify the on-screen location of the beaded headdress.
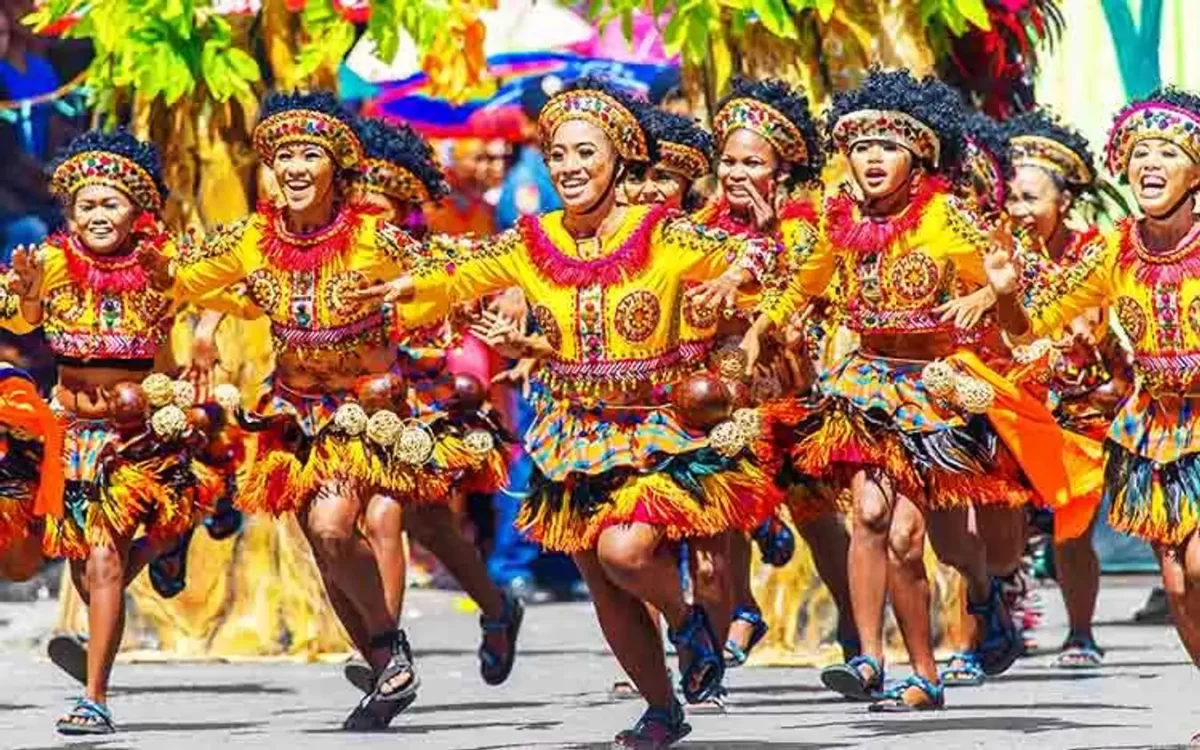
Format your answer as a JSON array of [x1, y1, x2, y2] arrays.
[[360, 159, 431, 203], [537, 88, 649, 162], [830, 109, 941, 166], [354, 116, 446, 204], [962, 135, 1005, 210], [1105, 101, 1200, 176], [713, 98, 808, 164], [50, 129, 165, 212], [254, 92, 364, 170], [657, 141, 711, 180], [1011, 135, 1093, 187]]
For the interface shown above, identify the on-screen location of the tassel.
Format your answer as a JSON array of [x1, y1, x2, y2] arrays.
[[239, 450, 306, 515]]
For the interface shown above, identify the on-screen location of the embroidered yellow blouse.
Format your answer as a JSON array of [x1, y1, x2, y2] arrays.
[[169, 207, 417, 360], [1025, 220, 1200, 399], [398, 204, 759, 400], [765, 187, 992, 333], [0, 236, 179, 362]]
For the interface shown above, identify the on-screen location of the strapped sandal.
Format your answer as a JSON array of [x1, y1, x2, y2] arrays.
[[612, 700, 692, 749], [48, 634, 88, 686], [667, 605, 725, 705], [724, 606, 768, 667], [342, 630, 421, 732], [1055, 634, 1104, 669], [940, 651, 986, 687], [149, 528, 195, 599], [820, 654, 884, 702], [479, 590, 524, 686], [970, 578, 1023, 677], [751, 514, 795, 567], [868, 674, 945, 713], [56, 697, 115, 735], [344, 660, 374, 694]]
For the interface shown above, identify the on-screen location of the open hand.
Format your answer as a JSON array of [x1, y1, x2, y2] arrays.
[[470, 309, 528, 359], [137, 242, 174, 291], [9, 245, 44, 298], [685, 269, 748, 314], [934, 286, 996, 330], [348, 275, 415, 306], [983, 250, 1020, 297]]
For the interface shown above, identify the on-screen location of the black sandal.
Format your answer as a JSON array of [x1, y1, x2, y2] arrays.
[[47, 634, 88, 685], [820, 654, 884, 701], [667, 605, 725, 705], [56, 697, 115, 735], [344, 660, 374, 694], [612, 700, 691, 749], [149, 528, 195, 599], [342, 630, 421, 731], [479, 590, 524, 686]]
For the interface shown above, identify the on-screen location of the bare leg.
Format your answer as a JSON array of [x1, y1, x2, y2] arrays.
[[845, 469, 894, 679], [1159, 537, 1200, 666], [887, 495, 938, 685], [688, 534, 732, 645], [0, 526, 43, 581], [977, 505, 1027, 578], [926, 506, 991, 605], [724, 533, 757, 651], [595, 524, 690, 628], [574, 550, 673, 709], [363, 494, 407, 623], [798, 513, 855, 646], [122, 533, 182, 587], [1055, 518, 1100, 643]]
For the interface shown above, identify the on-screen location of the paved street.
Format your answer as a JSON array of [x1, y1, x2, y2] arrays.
[[0, 576, 1196, 749]]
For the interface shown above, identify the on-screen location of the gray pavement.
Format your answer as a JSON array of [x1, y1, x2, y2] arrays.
[[0, 576, 1196, 749]]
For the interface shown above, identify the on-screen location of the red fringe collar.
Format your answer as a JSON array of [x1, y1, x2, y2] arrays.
[[55, 213, 164, 294], [825, 177, 947, 254], [258, 201, 372, 272], [1062, 226, 1103, 264], [694, 199, 761, 238], [778, 197, 819, 225], [1116, 217, 1200, 285], [519, 204, 671, 287]]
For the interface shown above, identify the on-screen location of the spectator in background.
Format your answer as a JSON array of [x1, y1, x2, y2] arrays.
[[426, 138, 497, 237], [649, 66, 689, 117], [0, 118, 57, 264], [0, 2, 62, 159], [495, 76, 561, 230]]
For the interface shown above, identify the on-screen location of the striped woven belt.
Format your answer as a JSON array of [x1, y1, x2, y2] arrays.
[[271, 313, 386, 350]]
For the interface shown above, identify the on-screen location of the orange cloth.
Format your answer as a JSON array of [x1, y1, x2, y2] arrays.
[[947, 350, 1104, 541], [0, 371, 64, 519], [426, 194, 495, 237]]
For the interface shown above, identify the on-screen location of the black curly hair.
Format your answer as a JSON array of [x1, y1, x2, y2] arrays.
[[258, 89, 354, 128], [825, 67, 966, 173], [1007, 107, 1096, 191], [354, 116, 449, 201], [554, 76, 659, 166], [643, 109, 714, 172], [716, 77, 824, 185], [51, 127, 167, 201], [1108, 86, 1200, 181], [963, 112, 1011, 177]]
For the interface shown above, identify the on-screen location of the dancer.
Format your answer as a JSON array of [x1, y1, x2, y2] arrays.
[[744, 68, 1048, 711], [354, 76, 781, 747], [625, 109, 712, 210], [1004, 107, 1128, 668], [0, 128, 223, 734], [0, 363, 63, 581], [138, 91, 431, 731], [347, 115, 522, 691], [687, 78, 855, 667], [987, 87, 1200, 694]]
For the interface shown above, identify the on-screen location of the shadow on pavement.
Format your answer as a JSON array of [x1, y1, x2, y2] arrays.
[[304, 719, 563, 736], [837, 716, 1133, 736], [113, 682, 295, 696]]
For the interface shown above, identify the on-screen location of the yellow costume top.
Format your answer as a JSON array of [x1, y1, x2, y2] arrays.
[[765, 182, 991, 331], [1, 229, 178, 363], [399, 204, 771, 400], [170, 204, 416, 364], [1025, 219, 1200, 400]]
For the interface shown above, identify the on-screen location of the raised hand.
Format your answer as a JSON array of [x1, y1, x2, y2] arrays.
[[984, 249, 1020, 297], [492, 358, 536, 399], [348, 275, 415, 306], [488, 287, 528, 329], [183, 312, 223, 404], [934, 286, 996, 330], [685, 268, 749, 314], [9, 245, 44, 298], [137, 241, 174, 290], [743, 178, 777, 230], [469, 309, 528, 359]]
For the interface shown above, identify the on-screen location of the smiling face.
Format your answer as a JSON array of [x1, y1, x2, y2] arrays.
[[272, 142, 337, 218], [717, 128, 779, 210], [547, 119, 620, 214], [1006, 165, 1071, 242], [624, 165, 688, 208], [70, 184, 138, 254], [848, 139, 916, 202], [1127, 137, 1200, 218]]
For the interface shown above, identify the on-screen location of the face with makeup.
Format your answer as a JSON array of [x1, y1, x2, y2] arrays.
[[717, 128, 780, 210], [847, 139, 916, 202], [1126, 137, 1200, 218], [547, 119, 621, 214], [1006, 165, 1072, 243], [623, 165, 689, 208], [272, 142, 337, 218], [70, 184, 138, 254]]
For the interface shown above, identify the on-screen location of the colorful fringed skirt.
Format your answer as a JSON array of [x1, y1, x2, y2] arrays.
[[1102, 393, 1200, 546], [789, 352, 1031, 509], [45, 414, 222, 559], [517, 389, 780, 553]]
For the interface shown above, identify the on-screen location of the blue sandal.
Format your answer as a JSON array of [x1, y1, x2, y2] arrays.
[[149, 528, 194, 599], [612, 700, 691, 749], [940, 650, 986, 686], [820, 654, 884, 702], [667, 605, 725, 705], [56, 697, 115, 735], [1055, 633, 1104, 669], [869, 674, 945, 712], [751, 514, 795, 567], [971, 578, 1023, 677], [724, 606, 768, 667], [479, 590, 524, 686]]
